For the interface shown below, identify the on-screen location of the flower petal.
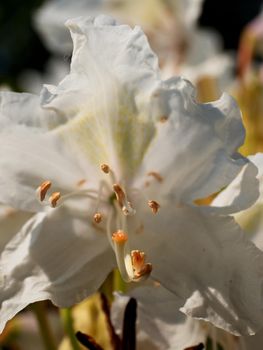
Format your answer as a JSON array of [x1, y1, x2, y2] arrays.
[[0, 125, 93, 211], [0, 205, 32, 251], [0, 91, 61, 130], [40, 15, 160, 178], [0, 207, 114, 333], [241, 328, 263, 349], [137, 79, 247, 204], [112, 286, 206, 350], [132, 205, 263, 335], [206, 159, 259, 215], [66, 15, 159, 90]]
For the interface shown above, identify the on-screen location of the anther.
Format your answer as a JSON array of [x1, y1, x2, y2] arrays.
[[49, 192, 61, 208], [93, 212, 103, 224], [113, 184, 136, 216], [147, 171, 163, 183], [148, 200, 160, 214], [131, 250, 152, 281], [134, 263, 152, 280], [100, 163, 110, 174], [131, 250, 145, 272], [37, 181, 52, 202]]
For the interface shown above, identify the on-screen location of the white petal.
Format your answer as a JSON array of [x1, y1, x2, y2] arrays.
[[0, 207, 114, 333], [39, 15, 160, 179], [66, 15, 159, 90], [0, 205, 32, 251], [112, 286, 206, 350], [211, 153, 263, 215], [133, 205, 263, 335], [206, 160, 259, 215], [0, 125, 93, 211], [137, 79, 247, 204], [241, 328, 263, 350], [0, 91, 61, 130]]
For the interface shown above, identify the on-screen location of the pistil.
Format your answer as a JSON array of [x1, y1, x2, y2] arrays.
[[112, 230, 152, 283]]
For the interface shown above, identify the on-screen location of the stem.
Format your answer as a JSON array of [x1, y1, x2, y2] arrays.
[[60, 308, 81, 350], [31, 302, 57, 350], [113, 269, 126, 293]]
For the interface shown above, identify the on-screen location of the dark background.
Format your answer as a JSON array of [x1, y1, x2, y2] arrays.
[[0, 0, 262, 88]]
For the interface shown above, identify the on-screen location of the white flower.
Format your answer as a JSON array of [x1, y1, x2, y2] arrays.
[[0, 15, 262, 337]]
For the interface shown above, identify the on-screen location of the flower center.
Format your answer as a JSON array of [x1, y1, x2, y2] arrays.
[[36, 163, 160, 283]]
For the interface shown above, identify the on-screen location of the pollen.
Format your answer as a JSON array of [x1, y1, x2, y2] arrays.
[[148, 200, 160, 214], [93, 212, 102, 224], [147, 171, 163, 182], [49, 192, 61, 208], [131, 250, 145, 272], [112, 230, 128, 244], [37, 181, 52, 202], [100, 163, 110, 174]]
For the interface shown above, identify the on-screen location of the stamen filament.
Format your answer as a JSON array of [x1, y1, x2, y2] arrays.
[[100, 163, 116, 184]]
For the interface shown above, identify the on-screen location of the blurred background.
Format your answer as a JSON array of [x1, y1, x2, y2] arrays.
[[0, 0, 262, 90]]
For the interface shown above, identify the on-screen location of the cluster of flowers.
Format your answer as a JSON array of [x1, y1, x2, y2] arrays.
[[2, 1, 263, 349]]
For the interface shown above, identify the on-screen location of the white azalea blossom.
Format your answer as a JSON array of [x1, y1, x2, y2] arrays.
[[0, 15, 263, 337]]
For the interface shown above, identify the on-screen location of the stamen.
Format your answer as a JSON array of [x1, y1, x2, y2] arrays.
[[100, 163, 110, 174], [93, 212, 103, 224], [113, 184, 136, 216], [148, 200, 160, 214], [49, 192, 61, 208], [147, 171, 163, 183], [36, 181, 52, 202], [112, 231, 152, 283]]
